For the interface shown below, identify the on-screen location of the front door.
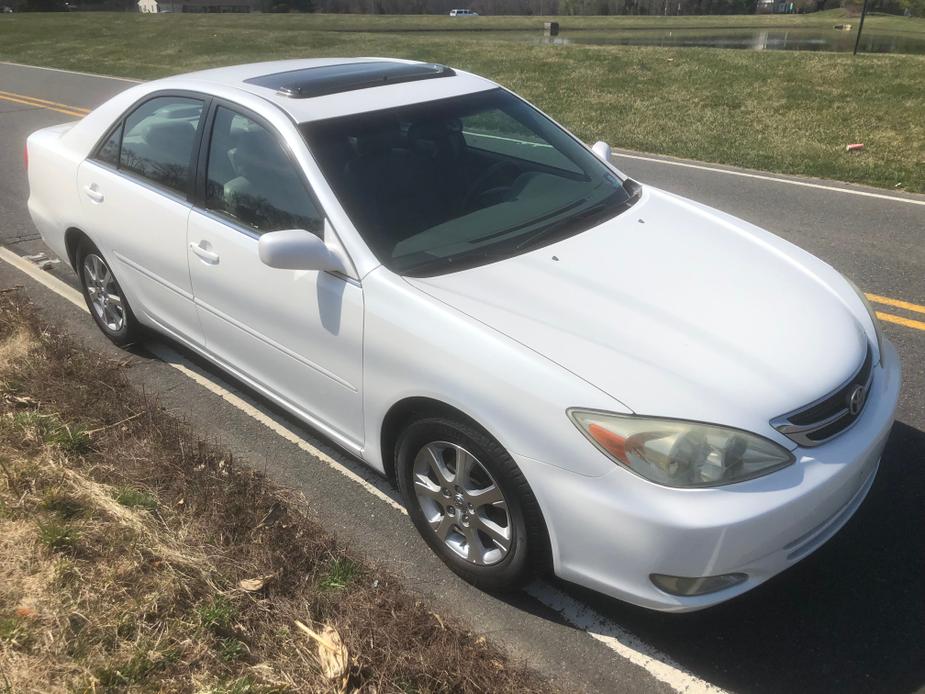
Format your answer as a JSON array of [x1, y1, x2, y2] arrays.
[[187, 104, 364, 449]]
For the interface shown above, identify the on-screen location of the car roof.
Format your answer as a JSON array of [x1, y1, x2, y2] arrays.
[[176, 58, 498, 123]]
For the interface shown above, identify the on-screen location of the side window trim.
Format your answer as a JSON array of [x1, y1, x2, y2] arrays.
[[87, 90, 212, 203], [195, 205, 261, 241], [193, 97, 328, 238]]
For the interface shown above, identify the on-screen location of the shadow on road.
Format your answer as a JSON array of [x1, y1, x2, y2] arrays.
[[556, 420, 925, 694]]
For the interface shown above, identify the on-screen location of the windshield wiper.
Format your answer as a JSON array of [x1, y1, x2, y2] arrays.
[[399, 182, 643, 277], [466, 197, 588, 245], [513, 189, 638, 252], [396, 247, 516, 277], [397, 198, 593, 276]]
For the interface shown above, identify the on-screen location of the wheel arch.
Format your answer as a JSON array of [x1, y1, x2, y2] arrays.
[[379, 397, 483, 486], [64, 226, 92, 271]]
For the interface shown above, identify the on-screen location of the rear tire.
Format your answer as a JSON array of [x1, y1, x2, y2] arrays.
[[75, 238, 139, 347], [396, 416, 548, 592]]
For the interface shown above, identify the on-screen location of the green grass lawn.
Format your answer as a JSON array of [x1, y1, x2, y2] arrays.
[[1, 12, 924, 192]]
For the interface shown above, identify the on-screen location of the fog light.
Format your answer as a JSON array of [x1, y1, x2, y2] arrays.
[[650, 572, 748, 597]]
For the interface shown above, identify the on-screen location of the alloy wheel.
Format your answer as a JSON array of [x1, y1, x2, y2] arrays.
[[82, 253, 125, 333], [411, 441, 512, 565]]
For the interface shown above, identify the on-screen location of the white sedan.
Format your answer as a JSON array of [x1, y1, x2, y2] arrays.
[[26, 58, 901, 611]]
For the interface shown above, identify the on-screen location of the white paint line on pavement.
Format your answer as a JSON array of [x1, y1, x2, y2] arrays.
[[527, 582, 725, 694], [145, 341, 407, 513], [149, 343, 720, 694], [0, 246, 88, 309], [0, 245, 723, 694], [0, 247, 402, 510], [0, 61, 142, 83], [615, 152, 925, 207], [3, 59, 923, 211]]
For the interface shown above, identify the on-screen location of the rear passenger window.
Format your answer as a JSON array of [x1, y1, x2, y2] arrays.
[[204, 106, 322, 236], [119, 96, 204, 195], [95, 125, 121, 167]]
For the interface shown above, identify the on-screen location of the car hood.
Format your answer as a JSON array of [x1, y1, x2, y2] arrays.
[[405, 187, 869, 442]]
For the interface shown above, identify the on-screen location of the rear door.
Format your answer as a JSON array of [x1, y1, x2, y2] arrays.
[[186, 102, 365, 449], [76, 93, 207, 345]]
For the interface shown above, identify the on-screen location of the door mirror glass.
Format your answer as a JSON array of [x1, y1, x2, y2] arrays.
[[591, 140, 630, 180], [258, 228, 347, 273], [591, 140, 613, 163]]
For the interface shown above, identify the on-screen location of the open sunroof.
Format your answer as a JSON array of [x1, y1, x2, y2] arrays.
[[244, 61, 456, 99]]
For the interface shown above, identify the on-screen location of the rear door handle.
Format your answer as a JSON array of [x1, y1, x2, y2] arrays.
[[83, 184, 104, 203], [189, 241, 219, 264]]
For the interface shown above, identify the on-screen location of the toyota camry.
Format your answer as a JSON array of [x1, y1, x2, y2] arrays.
[[26, 59, 901, 611]]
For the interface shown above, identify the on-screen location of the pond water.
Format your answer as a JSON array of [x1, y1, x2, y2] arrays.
[[526, 27, 925, 54]]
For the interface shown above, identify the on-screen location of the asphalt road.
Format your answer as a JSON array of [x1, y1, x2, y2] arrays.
[[1, 61, 924, 694]]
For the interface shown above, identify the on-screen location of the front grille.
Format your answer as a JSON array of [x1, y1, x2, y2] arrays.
[[771, 345, 874, 447]]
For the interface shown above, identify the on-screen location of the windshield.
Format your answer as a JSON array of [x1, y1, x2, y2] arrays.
[[301, 88, 638, 276]]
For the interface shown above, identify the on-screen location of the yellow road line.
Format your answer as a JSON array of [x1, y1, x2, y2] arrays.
[[0, 90, 88, 118], [877, 311, 925, 332], [867, 293, 925, 317], [0, 89, 91, 113]]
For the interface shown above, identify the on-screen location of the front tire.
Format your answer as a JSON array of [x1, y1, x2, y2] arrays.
[[76, 239, 139, 347], [396, 416, 548, 592]]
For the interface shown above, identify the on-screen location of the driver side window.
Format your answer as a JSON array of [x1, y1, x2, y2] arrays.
[[205, 106, 323, 236]]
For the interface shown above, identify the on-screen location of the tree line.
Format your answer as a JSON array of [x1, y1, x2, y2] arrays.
[[13, 0, 923, 18]]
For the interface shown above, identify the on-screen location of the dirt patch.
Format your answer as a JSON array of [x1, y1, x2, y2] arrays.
[[0, 290, 552, 693]]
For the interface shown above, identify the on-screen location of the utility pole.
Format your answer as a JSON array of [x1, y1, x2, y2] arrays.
[[853, 0, 869, 56]]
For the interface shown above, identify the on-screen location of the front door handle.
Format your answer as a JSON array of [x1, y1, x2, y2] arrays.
[[189, 241, 219, 265], [83, 184, 104, 203]]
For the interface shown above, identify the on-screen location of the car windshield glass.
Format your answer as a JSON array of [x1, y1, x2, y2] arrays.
[[300, 88, 638, 276]]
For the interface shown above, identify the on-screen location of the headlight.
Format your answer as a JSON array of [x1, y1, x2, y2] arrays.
[[569, 410, 794, 488], [845, 278, 883, 365]]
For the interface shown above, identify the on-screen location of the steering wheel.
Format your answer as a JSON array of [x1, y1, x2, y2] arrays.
[[461, 161, 520, 212]]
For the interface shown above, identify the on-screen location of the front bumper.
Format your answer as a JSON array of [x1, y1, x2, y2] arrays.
[[518, 338, 902, 612]]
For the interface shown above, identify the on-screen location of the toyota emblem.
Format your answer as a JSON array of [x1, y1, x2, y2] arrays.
[[847, 385, 867, 416]]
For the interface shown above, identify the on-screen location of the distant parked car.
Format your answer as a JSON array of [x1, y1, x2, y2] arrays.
[[449, 8, 478, 15], [25, 58, 900, 612]]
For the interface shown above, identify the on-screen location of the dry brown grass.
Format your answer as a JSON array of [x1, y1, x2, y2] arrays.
[[0, 290, 552, 694]]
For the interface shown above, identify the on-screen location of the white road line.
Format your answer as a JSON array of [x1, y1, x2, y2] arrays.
[[3, 58, 924, 210], [0, 246, 88, 310], [0, 248, 402, 510], [527, 582, 724, 694], [3, 59, 924, 210], [150, 353, 719, 694], [615, 152, 925, 207], [0, 245, 723, 694], [0, 61, 142, 83], [145, 342, 406, 513]]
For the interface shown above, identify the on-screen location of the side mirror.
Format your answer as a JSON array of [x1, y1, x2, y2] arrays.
[[591, 140, 629, 180], [258, 228, 347, 274], [591, 140, 613, 163]]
